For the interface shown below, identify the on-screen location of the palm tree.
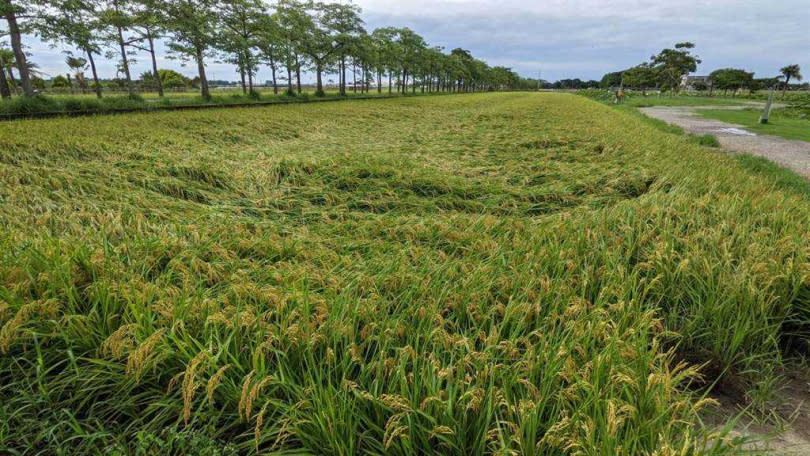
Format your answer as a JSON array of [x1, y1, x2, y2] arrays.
[[65, 55, 88, 94], [779, 64, 802, 98]]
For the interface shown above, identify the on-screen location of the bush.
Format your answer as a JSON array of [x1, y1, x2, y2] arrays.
[[0, 95, 61, 116], [62, 97, 102, 112], [694, 134, 720, 147]]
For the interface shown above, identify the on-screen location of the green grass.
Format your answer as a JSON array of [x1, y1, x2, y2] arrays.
[[1, 93, 808, 454], [698, 108, 810, 142], [734, 154, 810, 197], [693, 134, 721, 147], [0, 89, 403, 117], [622, 96, 749, 108], [576, 89, 752, 108]]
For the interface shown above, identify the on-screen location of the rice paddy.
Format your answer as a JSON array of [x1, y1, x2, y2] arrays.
[[0, 92, 808, 454]]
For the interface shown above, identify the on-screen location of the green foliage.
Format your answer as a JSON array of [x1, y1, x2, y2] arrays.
[[31, 76, 46, 90], [51, 74, 70, 88], [162, 0, 221, 99], [114, 428, 239, 456], [0, 93, 807, 454], [780, 64, 803, 98], [692, 80, 709, 91], [22, 0, 526, 106], [0, 90, 399, 117], [693, 134, 720, 147], [141, 69, 193, 89], [621, 64, 656, 89], [649, 42, 701, 91], [0, 94, 61, 114], [709, 68, 754, 94], [65, 55, 87, 73], [606, 43, 703, 92], [600, 71, 623, 88]]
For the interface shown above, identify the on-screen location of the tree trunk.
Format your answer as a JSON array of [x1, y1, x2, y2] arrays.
[[116, 25, 135, 98], [363, 65, 368, 93], [271, 63, 278, 95], [352, 61, 357, 94], [294, 55, 301, 94], [246, 50, 255, 94], [315, 64, 324, 96], [0, 52, 9, 99], [195, 47, 210, 100], [147, 31, 163, 97], [286, 66, 293, 94], [340, 56, 346, 96], [239, 61, 247, 94], [7, 67, 16, 92], [4, 3, 33, 97], [388, 70, 392, 94], [377, 70, 382, 94], [67, 73, 74, 94], [782, 75, 791, 99], [86, 50, 102, 98]]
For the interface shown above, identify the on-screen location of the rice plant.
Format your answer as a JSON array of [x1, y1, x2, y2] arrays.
[[0, 93, 807, 454]]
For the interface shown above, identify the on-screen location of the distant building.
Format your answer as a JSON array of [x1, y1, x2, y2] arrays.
[[680, 75, 711, 91]]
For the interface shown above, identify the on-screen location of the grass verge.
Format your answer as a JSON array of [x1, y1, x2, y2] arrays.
[[0, 90, 414, 119], [698, 108, 810, 142]]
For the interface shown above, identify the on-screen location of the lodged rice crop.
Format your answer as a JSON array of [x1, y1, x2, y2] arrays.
[[0, 93, 808, 454]]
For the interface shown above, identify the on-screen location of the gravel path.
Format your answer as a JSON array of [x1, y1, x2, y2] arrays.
[[640, 105, 810, 178]]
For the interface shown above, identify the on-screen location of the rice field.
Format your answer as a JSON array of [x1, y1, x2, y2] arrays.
[[0, 93, 808, 454]]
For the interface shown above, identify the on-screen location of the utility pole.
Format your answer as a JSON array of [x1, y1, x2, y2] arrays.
[[759, 83, 776, 124]]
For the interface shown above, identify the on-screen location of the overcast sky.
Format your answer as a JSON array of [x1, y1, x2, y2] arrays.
[[19, 0, 810, 83]]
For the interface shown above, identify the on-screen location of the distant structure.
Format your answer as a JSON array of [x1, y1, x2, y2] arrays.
[[680, 75, 711, 91]]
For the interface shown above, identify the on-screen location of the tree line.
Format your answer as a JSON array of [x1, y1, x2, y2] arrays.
[[0, 0, 533, 100], [599, 42, 702, 92], [598, 42, 803, 98], [700, 65, 803, 98]]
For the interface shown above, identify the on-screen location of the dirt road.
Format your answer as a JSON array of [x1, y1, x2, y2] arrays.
[[640, 105, 810, 178]]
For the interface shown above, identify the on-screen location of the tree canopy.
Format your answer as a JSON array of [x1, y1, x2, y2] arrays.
[[709, 68, 754, 95], [6, 0, 529, 99]]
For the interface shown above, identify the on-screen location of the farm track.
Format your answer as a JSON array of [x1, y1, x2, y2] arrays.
[[640, 105, 810, 178]]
